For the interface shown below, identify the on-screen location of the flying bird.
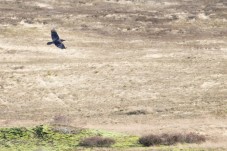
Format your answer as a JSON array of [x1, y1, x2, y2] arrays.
[[47, 29, 66, 49]]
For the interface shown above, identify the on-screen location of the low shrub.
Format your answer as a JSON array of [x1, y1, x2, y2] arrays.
[[32, 125, 49, 139], [0, 127, 29, 139], [185, 132, 206, 143], [79, 136, 115, 147], [139, 134, 162, 146], [139, 132, 205, 146]]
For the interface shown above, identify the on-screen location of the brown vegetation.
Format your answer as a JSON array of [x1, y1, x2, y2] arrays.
[[139, 133, 206, 146], [79, 136, 115, 147]]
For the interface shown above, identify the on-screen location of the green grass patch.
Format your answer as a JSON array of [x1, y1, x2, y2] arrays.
[[0, 125, 140, 151]]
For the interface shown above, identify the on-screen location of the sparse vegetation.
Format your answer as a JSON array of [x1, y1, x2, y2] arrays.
[[79, 136, 115, 147], [139, 133, 206, 147]]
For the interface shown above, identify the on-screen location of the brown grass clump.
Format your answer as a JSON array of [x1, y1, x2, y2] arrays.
[[79, 136, 115, 147], [139, 133, 206, 146]]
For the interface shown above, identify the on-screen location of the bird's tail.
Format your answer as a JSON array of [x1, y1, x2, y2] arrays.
[[47, 42, 54, 45]]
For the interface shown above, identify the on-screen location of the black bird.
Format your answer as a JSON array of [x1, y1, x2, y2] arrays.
[[47, 29, 66, 49]]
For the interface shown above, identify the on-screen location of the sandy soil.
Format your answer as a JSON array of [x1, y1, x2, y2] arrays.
[[0, 0, 227, 149]]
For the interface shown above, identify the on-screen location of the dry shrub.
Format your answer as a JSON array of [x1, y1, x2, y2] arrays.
[[79, 136, 115, 147], [139, 134, 162, 146], [139, 133, 205, 146], [185, 132, 206, 143]]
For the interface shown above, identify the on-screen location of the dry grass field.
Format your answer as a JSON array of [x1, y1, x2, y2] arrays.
[[0, 0, 227, 150]]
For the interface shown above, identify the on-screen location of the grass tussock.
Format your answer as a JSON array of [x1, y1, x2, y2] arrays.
[[139, 132, 206, 146], [79, 136, 115, 147]]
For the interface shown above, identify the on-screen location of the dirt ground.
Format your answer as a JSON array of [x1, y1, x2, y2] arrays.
[[0, 0, 227, 149]]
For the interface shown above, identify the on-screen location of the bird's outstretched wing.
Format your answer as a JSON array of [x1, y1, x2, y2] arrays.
[[47, 41, 54, 45], [51, 29, 60, 41], [54, 41, 66, 49]]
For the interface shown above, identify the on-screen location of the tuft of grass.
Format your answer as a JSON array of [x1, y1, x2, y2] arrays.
[[139, 133, 206, 147], [79, 136, 115, 147]]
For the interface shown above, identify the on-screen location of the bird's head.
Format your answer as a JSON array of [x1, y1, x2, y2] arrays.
[[51, 28, 56, 32]]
